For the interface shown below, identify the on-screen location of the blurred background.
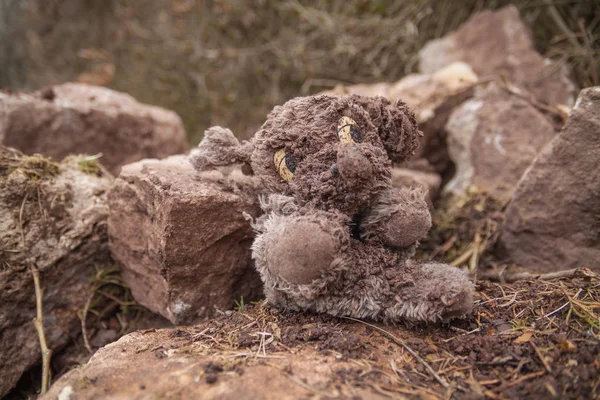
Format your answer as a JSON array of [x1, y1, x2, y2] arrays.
[[1, 0, 598, 144]]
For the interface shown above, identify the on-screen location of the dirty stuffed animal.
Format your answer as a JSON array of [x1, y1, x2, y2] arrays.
[[190, 94, 474, 322]]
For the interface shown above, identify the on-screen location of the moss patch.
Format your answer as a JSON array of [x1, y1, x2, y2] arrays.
[[63, 154, 104, 177], [0, 147, 60, 182]]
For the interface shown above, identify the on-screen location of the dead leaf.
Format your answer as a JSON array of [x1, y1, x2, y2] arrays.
[[558, 338, 577, 352], [513, 331, 533, 344]]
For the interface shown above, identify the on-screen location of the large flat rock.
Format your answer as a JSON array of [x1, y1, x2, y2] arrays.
[[40, 278, 600, 399], [419, 5, 576, 107], [107, 156, 263, 325], [499, 87, 600, 272], [0, 83, 190, 174], [444, 83, 557, 202], [0, 147, 112, 397]]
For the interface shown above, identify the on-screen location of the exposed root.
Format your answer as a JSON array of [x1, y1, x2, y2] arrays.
[[30, 265, 52, 394]]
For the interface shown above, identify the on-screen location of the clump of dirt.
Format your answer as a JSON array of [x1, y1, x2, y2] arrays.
[[417, 186, 505, 272]]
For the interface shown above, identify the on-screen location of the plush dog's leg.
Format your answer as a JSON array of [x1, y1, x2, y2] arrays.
[[383, 261, 474, 322], [360, 186, 431, 248]]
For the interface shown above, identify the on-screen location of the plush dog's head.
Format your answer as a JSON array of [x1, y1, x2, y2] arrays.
[[190, 95, 422, 215]]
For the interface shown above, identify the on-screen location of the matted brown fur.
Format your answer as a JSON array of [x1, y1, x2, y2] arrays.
[[190, 94, 473, 322]]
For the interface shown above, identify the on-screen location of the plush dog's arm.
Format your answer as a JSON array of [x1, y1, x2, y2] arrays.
[[360, 186, 431, 248], [189, 126, 254, 172]]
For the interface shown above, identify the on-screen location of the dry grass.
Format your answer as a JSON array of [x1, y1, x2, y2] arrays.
[[417, 185, 505, 275], [1, 0, 597, 143], [79, 265, 142, 355]]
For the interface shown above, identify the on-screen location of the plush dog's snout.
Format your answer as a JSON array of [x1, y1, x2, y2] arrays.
[[336, 143, 373, 184]]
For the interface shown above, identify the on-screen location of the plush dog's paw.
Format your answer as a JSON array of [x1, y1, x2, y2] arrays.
[[383, 262, 473, 322], [265, 219, 337, 285]]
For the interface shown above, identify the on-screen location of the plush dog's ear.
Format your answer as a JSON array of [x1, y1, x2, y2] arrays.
[[380, 99, 422, 163], [352, 95, 422, 163], [189, 126, 254, 173]]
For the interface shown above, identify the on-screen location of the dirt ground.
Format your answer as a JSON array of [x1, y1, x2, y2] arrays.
[[41, 269, 599, 399]]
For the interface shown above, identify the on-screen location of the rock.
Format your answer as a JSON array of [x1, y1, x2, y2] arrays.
[[38, 281, 600, 400], [40, 309, 396, 400], [444, 83, 557, 202], [107, 156, 263, 325], [419, 5, 577, 107], [0, 83, 190, 175], [498, 87, 600, 272], [0, 147, 112, 397], [323, 82, 390, 98], [388, 62, 478, 124], [390, 62, 478, 175], [322, 62, 477, 126], [391, 167, 442, 201]]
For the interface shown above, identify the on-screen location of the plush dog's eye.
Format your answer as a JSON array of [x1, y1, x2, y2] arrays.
[[337, 116, 362, 144], [274, 149, 296, 181]]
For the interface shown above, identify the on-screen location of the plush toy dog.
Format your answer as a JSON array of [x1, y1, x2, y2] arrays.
[[190, 95, 473, 322]]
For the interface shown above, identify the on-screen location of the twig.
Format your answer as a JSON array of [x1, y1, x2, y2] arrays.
[[81, 292, 95, 355], [544, 0, 580, 49], [500, 370, 545, 389], [342, 317, 450, 389], [578, 19, 599, 86], [530, 341, 552, 373], [30, 266, 52, 394], [468, 233, 482, 273], [478, 267, 596, 283], [19, 192, 28, 245], [498, 80, 568, 123], [450, 247, 474, 268], [476, 356, 516, 366]]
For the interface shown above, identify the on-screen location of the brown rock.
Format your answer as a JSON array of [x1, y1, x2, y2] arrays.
[[321, 62, 477, 126], [419, 5, 577, 107], [107, 156, 263, 324], [444, 83, 557, 202], [0, 148, 111, 397], [0, 83, 189, 175], [322, 82, 390, 98], [390, 62, 478, 175], [499, 87, 600, 272], [388, 62, 478, 124], [39, 315, 395, 400]]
